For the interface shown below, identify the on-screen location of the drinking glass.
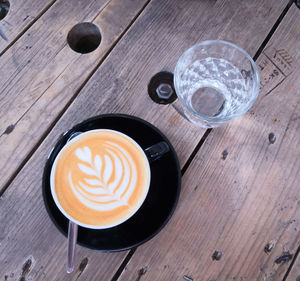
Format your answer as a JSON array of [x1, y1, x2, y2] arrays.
[[174, 40, 260, 128]]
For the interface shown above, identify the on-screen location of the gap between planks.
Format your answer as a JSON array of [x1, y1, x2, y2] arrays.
[[252, 0, 294, 61], [0, 0, 57, 57]]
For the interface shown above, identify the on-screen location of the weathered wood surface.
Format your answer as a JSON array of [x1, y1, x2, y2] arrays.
[[0, 0, 288, 196], [0, 0, 149, 192], [0, 0, 292, 280], [118, 5, 300, 281], [256, 7, 300, 281], [0, 0, 56, 53]]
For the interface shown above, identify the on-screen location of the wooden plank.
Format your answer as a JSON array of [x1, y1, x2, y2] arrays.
[[0, 0, 56, 53], [0, 0, 213, 279], [0, 0, 112, 136], [0, 0, 150, 191], [0, 0, 288, 195], [257, 7, 300, 281], [117, 5, 300, 281], [0, 0, 289, 280]]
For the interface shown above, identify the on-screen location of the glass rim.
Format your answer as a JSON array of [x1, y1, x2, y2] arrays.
[[174, 39, 260, 123]]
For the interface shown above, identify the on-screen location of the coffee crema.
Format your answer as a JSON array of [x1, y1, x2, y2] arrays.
[[50, 129, 150, 229]]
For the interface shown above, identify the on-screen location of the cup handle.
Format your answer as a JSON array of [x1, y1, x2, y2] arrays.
[[144, 141, 170, 163]]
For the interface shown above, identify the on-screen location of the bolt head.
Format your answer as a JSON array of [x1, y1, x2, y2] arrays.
[[156, 83, 173, 99]]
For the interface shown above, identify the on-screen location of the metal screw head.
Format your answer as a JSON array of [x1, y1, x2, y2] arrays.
[[148, 71, 177, 104], [156, 83, 174, 99], [268, 132, 276, 144], [212, 250, 223, 261], [264, 240, 276, 253]]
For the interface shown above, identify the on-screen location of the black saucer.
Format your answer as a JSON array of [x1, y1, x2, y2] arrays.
[[42, 114, 181, 252]]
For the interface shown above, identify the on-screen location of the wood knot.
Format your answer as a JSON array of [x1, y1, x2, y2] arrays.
[[79, 257, 88, 272], [135, 266, 148, 281], [3, 124, 15, 135], [138, 267, 147, 276], [22, 259, 32, 273], [274, 251, 293, 264], [19, 258, 32, 281]]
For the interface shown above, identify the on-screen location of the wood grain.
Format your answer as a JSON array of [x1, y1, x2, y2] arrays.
[[117, 5, 300, 281], [259, 7, 300, 281], [0, 0, 112, 135], [0, 0, 288, 195], [0, 0, 149, 192], [0, 0, 57, 54], [0, 0, 211, 279], [0, 0, 290, 280]]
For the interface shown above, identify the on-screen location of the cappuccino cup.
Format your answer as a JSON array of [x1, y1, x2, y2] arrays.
[[50, 129, 168, 229]]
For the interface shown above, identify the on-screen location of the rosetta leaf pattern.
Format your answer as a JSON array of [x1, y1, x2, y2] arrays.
[[69, 142, 137, 211], [74, 146, 123, 202], [78, 163, 98, 177]]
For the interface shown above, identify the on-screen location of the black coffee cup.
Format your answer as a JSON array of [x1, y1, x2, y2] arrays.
[[43, 114, 181, 251]]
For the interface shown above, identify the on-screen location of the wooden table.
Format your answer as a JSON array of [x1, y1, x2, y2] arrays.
[[0, 0, 299, 280]]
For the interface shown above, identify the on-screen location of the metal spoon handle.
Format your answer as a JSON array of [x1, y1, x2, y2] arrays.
[[66, 221, 78, 273]]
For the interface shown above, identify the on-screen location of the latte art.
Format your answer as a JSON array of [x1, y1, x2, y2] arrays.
[[50, 130, 150, 229], [70, 142, 137, 211]]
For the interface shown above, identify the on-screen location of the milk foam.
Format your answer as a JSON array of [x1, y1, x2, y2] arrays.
[[68, 141, 137, 211], [50, 129, 150, 229]]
